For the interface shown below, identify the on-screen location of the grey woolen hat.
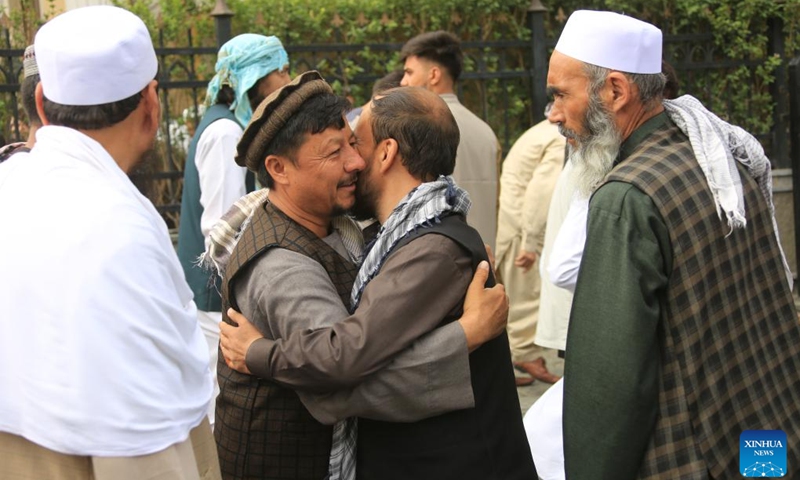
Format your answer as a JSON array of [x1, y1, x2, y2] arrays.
[[236, 70, 333, 171]]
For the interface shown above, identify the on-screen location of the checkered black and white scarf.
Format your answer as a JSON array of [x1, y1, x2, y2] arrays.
[[350, 175, 472, 310], [664, 94, 792, 288]]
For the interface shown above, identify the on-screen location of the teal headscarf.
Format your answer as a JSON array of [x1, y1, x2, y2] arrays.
[[205, 34, 289, 127]]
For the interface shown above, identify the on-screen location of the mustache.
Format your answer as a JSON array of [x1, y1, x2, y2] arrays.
[[338, 174, 358, 187], [558, 124, 579, 140]]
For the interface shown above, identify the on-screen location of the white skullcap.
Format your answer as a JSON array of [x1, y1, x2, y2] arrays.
[[555, 10, 662, 74], [34, 6, 157, 106]]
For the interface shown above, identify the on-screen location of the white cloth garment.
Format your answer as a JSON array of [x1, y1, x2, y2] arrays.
[[535, 160, 577, 352], [195, 118, 248, 242], [196, 310, 222, 427], [0, 126, 213, 456], [523, 379, 565, 480], [547, 192, 589, 293]]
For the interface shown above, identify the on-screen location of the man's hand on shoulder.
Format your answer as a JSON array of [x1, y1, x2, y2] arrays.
[[458, 261, 509, 352], [219, 308, 263, 375]]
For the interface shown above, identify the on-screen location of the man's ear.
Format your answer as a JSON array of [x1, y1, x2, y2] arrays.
[[606, 72, 634, 113], [141, 80, 160, 134], [429, 66, 441, 87], [35, 83, 49, 126], [378, 138, 399, 173], [265, 154, 290, 185]]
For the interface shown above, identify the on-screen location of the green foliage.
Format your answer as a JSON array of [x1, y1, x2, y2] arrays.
[[98, 0, 798, 153], [6, 0, 46, 46], [2, 0, 797, 193], [112, 0, 215, 45], [100, 0, 528, 160]]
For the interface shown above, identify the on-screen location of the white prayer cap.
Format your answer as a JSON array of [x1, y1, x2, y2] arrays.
[[554, 10, 662, 74], [34, 6, 157, 106]]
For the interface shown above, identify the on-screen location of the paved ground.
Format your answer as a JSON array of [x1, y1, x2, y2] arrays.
[[516, 348, 564, 415]]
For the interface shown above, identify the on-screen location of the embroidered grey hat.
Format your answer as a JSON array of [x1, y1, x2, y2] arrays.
[[23, 45, 37, 78], [236, 70, 333, 171]]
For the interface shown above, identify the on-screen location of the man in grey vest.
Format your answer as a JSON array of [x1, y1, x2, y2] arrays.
[[177, 33, 290, 425]]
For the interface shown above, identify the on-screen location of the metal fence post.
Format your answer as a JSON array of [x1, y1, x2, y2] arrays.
[[527, 0, 547, 124], [0, 27, 22, 142], [788, 56, 800, 280], [769, 15, 788, 168], [211, 0, 234, 50]]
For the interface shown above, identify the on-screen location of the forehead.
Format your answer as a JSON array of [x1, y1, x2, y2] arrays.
[[404, 55, 430, 70], [356, 102, 373, 133], [546, 51, 589, 92], [299, 122, 350, 154]]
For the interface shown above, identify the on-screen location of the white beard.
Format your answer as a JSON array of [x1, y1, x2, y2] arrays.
[[562, 93, 622, 197], [569, 138, 619, 198]]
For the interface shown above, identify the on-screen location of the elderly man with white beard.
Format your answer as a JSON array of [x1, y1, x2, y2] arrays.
[[549, 10, 800, 480]]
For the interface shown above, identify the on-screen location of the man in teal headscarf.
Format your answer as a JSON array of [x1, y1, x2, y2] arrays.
[[177, 33, 290, 427]]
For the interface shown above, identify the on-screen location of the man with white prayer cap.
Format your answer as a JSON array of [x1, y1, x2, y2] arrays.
[[176, 33, 290, 428], [548, 9, 800, 479], [0, 6, 220, 479]]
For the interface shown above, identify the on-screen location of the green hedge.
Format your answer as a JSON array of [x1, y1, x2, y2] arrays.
[[117, 0, 800, 147], [5, 0, 800, 155], [116, 0, 534, 147]]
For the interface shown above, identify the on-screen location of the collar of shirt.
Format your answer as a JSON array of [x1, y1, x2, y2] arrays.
[[616, 110, 670, 166], [438, 93, 460, 105]]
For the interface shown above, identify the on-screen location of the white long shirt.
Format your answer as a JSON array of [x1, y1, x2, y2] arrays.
[[194, 117, 248, 240], [547, 192, 589, 293], [0, 126, 213, 456]]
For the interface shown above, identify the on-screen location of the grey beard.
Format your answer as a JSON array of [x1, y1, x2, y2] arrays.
[[569, 138, 619, 198], [567, 94, 622, 197]]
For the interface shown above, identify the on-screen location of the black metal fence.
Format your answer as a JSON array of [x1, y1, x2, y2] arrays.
[[788, 56, 800, 277], [0, 7, 794, 230]]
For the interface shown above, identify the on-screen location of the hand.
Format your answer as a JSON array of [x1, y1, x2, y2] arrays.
[[514, 249, 538, 273], [483, 243, 496, 271], [219, 308, 263, 375], [458, 261, 509, 352]]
